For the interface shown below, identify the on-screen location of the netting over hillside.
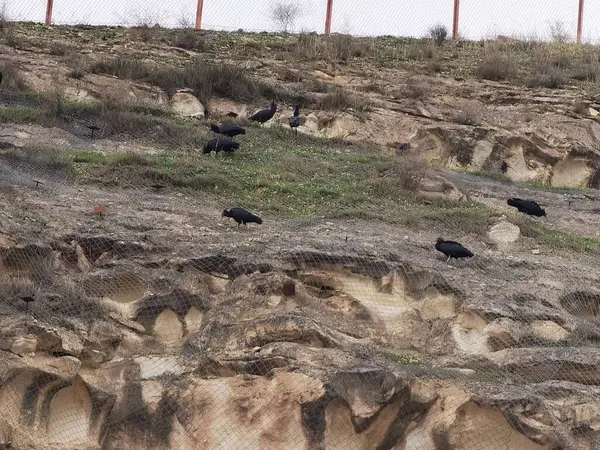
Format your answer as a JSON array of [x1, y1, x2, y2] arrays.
[[0, 5, 599, 450]]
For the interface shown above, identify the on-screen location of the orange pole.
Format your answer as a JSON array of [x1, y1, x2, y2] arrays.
[[194, 0, 204, 30], [452, 0, 460, 40], [45, 0, 53, 25], [577, 0, 584, 44], [325, 0, 333, 35]]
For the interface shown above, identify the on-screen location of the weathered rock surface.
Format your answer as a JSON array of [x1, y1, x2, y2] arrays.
[[0, 231, 597, 449]]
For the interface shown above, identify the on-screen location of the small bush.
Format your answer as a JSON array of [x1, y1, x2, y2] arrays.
[[173, 29, 206, 52], [548, 20, 571, 43], [426, 59, 442, 73], [0, 61, 28, 91], [90, 56, 151, 80], [453, 100, 484, 126], [5, 29, 27, 49], [401, 79, 428, 100], [294, 33, 372, 62], [317, 87, 370, 111], [49, 41, 73, 56], [133, 24, 154, 43], [370, 154, 429, 194], [527, 61, 566, 88], [408, 40, 436, 60], [428, 23, 448, 47], [477, 47, 516, 81], [66, 55, 90, 79], [571, 63, 600, 81]]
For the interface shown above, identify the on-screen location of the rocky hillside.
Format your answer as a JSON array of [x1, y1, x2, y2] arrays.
[[0, 21, 599, 450]]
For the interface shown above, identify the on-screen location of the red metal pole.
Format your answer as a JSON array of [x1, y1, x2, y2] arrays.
[[577, 0, 584, 44], [195, 0, 204, 30], [452, 0, 460, 40], [45, 0, 54, 26], [325, 0, 333, 35]]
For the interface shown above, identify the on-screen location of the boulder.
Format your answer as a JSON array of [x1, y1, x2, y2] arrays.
[[170, 91, 205, 117]]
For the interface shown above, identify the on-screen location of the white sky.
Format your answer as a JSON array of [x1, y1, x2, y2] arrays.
[[5, 0, 600, 42]]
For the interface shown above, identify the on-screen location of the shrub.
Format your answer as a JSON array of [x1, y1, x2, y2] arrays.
[[428, 23, 448, 47], [477, 47, 516, 81]]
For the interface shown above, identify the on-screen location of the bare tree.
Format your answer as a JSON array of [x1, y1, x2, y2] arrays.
[[269, 1, 302, 33]]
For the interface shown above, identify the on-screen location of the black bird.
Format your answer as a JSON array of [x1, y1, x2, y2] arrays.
[[210, 123, 246, 138], [222, 207, 263, 227], [203, 136, 240, 154], [435, 238, 474, 263], [249, 101, 277, 125], [500, 161, 510, 174], [0, 72, 3, 85], [20, 296, 35, 311], [288, 105, 300, 133], [507, 197, 546, 217]]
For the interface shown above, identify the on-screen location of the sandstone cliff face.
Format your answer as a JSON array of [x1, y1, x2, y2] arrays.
[[0, 229, 598, 449]]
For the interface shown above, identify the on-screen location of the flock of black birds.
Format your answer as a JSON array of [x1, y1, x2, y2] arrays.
[[169, 98, 553, 265], [435, 197, 547, 263], [203, 101, 300, 155], [0, 66, 551, 270]]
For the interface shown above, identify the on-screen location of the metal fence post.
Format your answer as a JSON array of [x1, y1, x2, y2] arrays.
[[452, 0, 460, 40], [195, 0, 204, 30], [45, 0, 54, 25], [577, 0, 584, 44], [325, 0, 333, 35]]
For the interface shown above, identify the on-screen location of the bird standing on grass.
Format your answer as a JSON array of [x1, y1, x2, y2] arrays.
[[249, 101, 277, 125], [507, 198, 546, 218], [210, 123, 246, 138], [222, 207, 263, 227], [435, 238, 474, 263], [288, 105, 300, 133], [203, 136, 240, 154]]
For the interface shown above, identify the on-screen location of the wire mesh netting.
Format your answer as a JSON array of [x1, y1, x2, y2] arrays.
[[0, 1, 599, 450]]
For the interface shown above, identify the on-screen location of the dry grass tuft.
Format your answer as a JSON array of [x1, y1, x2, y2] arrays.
[[172, 29, 207, 52], [370, 153, 430, 194], [317, 87, 371, 112], [401, 79, 428, 100], [0, 60, 28, 91], [477, 46, 517, 81], [294, 33, 373, 62]]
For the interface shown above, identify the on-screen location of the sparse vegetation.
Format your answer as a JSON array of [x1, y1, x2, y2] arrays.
[[527, 59, 566, 88], [269, 0, 302, 33], [428, 23, 448, 47], [172, 29, 206, 52], [49, 41, 73, 56], [317, 87, 371, 111], [0, 60, 28, 91], [477, 46, 516, 81], [401, 79, 428, 100]]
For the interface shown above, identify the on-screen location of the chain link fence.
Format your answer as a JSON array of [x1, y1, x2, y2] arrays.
[[0, 1, 599, 450], [4, 0, 600, 41]]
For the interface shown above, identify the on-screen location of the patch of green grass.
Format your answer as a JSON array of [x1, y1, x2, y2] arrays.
[[0, 145, 74, 177], [0, 106, 44, 123], [515, 217, 600, 255], [405, 202, 500, 236], [63, 126, 423, 219]]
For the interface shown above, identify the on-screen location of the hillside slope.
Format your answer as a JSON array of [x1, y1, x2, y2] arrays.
[[0, 22, 598, 450]]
